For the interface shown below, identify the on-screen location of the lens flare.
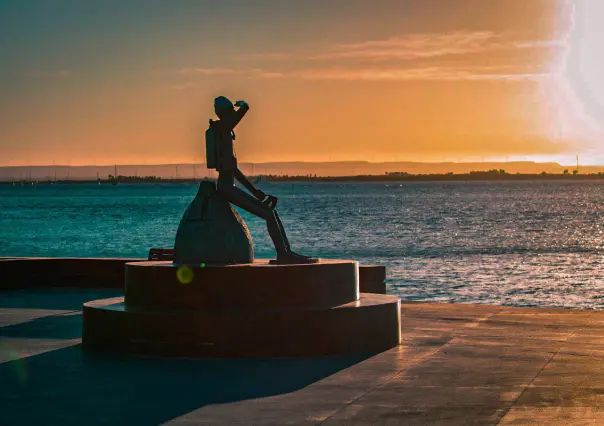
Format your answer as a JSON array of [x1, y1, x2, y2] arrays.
[[176, 266, 194, 284], [0, 345, 28, 386]]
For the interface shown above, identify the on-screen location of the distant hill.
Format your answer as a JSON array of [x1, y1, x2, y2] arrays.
[[1, 161, 602, 181]]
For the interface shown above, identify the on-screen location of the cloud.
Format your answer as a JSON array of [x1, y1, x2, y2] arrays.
[[238, 52, 295, 61], [293, 66, 552, 82], [242, 31, 567, 63], [167, 82, 198, 91], [165, 67, 284, 88], [168, 65, 551, 83], [177, 67, 239, 76], [249, 69, 285, 79], [27, 69, 72, 78], [514, 40, 568, 49], [175, 67, 283, 79], [315, 31, 501, 61], [170, 31, 566, 84]]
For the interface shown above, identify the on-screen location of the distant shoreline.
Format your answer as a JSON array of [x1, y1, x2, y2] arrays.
[[3, 161, 604, 181], [2, 171, 604, 185]]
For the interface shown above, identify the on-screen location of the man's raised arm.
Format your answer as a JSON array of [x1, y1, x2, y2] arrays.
[[224, 100, 249, 131]]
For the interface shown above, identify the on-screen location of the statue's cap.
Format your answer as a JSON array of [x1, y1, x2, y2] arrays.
[[214, 96, 233, 113]]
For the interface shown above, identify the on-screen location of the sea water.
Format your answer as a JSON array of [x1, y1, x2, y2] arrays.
[[1, 181, 604, 309]]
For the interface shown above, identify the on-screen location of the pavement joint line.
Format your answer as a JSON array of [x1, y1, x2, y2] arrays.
[[0, 308, 82, 323], [465, 309, 503, 329], [319, 309, 500, 424], [0, 308, 82, 318], [318, 345, 443, 424], [495, 323, 575, 424]]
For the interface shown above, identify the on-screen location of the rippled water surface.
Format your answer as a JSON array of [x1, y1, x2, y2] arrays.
[[1, 181, 604, 309]]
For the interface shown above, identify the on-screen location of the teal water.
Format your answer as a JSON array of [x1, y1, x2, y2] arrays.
[[2, 181, 604, 309]]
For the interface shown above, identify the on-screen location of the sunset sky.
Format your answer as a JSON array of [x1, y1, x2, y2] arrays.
[[1, 0, 603, 166]]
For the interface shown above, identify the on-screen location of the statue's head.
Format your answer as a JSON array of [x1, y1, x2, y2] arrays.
[[214, 96, 234, 119]]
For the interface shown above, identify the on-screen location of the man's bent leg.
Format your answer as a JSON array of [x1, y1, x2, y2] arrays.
[[217, 172, 317, 264], [217, 181, 289, 255], [273, 211, 291, 251]]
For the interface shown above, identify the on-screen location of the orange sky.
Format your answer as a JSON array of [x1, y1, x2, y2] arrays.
[[1, 0, 602, 166]]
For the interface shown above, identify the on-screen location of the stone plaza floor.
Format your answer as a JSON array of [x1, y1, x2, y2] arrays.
[[2, 288, 604, 425]]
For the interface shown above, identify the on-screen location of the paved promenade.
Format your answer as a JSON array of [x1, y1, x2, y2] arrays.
[[2, 288, 604, 425]]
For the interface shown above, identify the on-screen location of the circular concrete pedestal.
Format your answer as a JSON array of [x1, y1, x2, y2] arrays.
[[82, 260, 401, 357]]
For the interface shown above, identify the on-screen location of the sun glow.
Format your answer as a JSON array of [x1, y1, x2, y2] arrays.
[[557, 1, 604, 145]]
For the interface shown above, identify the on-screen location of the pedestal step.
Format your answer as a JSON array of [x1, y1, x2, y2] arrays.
[[125, 260, 359, 310], [83, 293, 401, 358]]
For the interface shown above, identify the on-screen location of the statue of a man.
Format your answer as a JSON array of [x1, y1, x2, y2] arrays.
[[209, 96, 317, 264]]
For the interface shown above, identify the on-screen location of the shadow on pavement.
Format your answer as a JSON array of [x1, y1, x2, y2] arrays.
[[0, 289, 122, 310], [1, 343, 373, 425], [0, 310, 84, 339]]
